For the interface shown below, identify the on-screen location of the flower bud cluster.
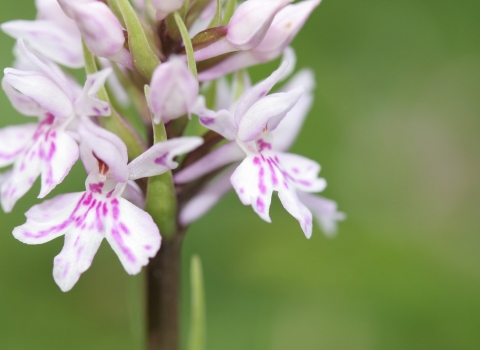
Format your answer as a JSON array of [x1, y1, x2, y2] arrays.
[[0, 0, 343, 291]]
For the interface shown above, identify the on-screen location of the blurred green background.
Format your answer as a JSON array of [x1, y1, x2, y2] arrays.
[[1, 0, 480, 349]]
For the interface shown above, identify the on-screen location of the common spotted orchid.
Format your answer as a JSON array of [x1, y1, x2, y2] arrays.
[[13, 119, 202, 291], [0, 40, 111, 212], [175, 60, 342, 238]]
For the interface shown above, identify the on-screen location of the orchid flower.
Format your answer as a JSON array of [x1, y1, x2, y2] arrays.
[[149, 57, 199, 124], [13, 119, 203, 291], [178, 66, 344, 236], [198, 0, 320, 81], [0, 40, 111, 212], [57, 0, 132, 68], [194, 0, 293, 62], [176, 60, 336, 237], [151, 0, 184, 20], [1, 0, 83, 68]]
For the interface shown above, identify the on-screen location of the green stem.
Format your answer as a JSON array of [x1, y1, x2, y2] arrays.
[[174, 11, 198, 79]]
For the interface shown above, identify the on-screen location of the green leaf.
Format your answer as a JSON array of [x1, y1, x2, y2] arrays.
[[82, 41, 145, 161], [115, 0, 160, 81], [144, 85, 178, 239], [208, 0, 222, 28], [174, 11, 198, 79], [188, 255, 206, 350], [223, 0, 237, 25]]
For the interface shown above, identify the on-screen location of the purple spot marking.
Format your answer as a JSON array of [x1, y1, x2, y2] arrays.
[[200, 117, 215, 126], [258, 167, 266, 194], [93, 107, 101, 114], [111, 228, 136, 263], [144, 245, 152, 250], [257, 139, 272, 152], [292, 167, 300, 174], [256, 197, 265, 213], [89, 182, 104, 194], [154, 152, 169, 166]]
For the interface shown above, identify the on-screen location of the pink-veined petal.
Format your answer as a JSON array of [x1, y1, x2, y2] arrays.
[[149, 57, 199, 124], [1, 20, 83, 68], [273, 68, 315, 151], [53, 227, 103, 291], [39, 131, 79, 198], [278, 189, 313, 238], [230, 155, 273, 222], [128, 137, 203, 180], [79, 118, 129, 182], [174, 141, 245, 184], [74, 68, 112, 117], [193, 96, 237, 139], [13, 192, 85, 244], [0, 123, 37, 167], [234, 60, 289, 124], [122, 180, 145, 208], [180, 166, 235, 226], [105, 197, 161, 275], [3, 69, 73, 119], [2, 77, 44, 116], [297, 192, 345, 237], [276, 152, 326, 193], [237, 88, 303, 142]]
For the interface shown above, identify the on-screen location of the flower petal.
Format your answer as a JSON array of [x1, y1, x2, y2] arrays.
[[13, 192, 85, 244], [278, 189, 313, 238], [74, 68, 112, 117], [2, 77, 44, 116], [234, 60, 289, 124], [193, 96, 237, 139], [39, 130, 80, 198], [273, 68, 315, 151], [180, 166, 235, 226], [53, 228, 103, 291], [297, 192, 346, 237], [230, 155, 273, 222], [128, 137, 203, 180], [3, 69, 74, 119], [149, 57, 199, 124], [0, 123, 37, 167], [237, 88, 303, 142], [105, 197, 161, 275], [174, 141, 245, 184], [1, 20, 83, 68], [198, 51, 261, 82], [122, 180, 145, 208], [276, 152, 326, 193], [79, 117, 129, 182], [151, 0, 184, 20]]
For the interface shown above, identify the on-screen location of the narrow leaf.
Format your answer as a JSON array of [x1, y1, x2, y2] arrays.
[[174, 12, 198, 79]]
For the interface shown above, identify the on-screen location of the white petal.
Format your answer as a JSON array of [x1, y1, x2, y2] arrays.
[[121, 180, 145, 208], [230, 155, 273, 222], [39, 130, 80, 198], [1, 20, 83, 68], [0, 123, 37, 167], [234, 60, 289, 124], [278, 189, 313, 238], [174, 141, 245, 184], [193, 96, 237, 139], [237, 88, 303, 142], [79, 118, 129, 182], [276, 152, 326, 193], [53, 227, 103, 291], [180, 166, 235, 226], [3, 69, 74, 119], [13, 192, 85, 244], [105, 198, 161, 275], [74, 68, 112, 117], [297, 193, 346, 237], [2, 77, 44, 116], [128, 137, 203, 180]]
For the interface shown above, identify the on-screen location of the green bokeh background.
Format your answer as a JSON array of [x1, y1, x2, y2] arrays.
[[1, 1, 480, 349]]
